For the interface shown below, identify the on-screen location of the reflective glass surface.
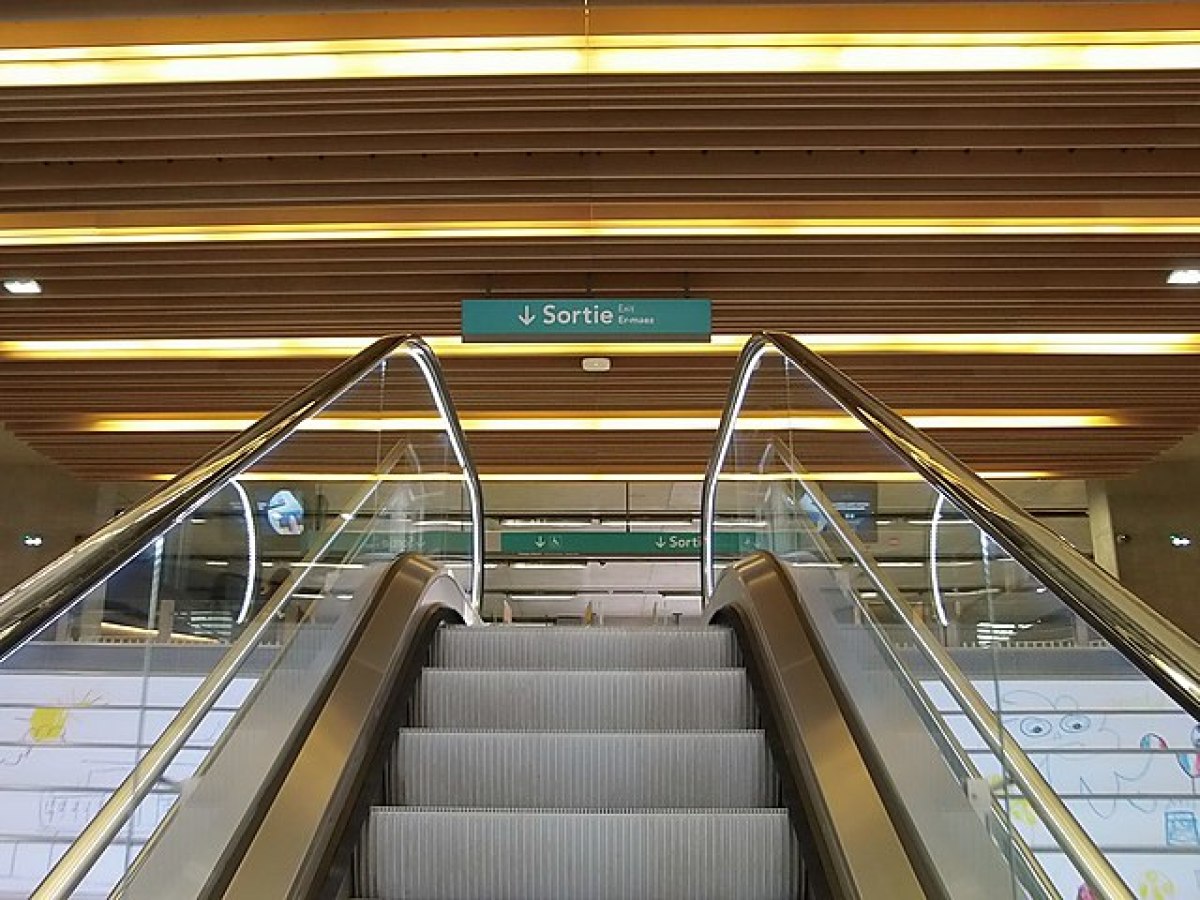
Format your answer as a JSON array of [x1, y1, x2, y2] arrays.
[[708, 344, 1198, 899], [0, 343, 479, 898]]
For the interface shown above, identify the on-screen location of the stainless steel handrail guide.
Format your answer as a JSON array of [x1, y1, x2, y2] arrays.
[[760, 440, 1058, 899], [786, 449, 1098, 898], [701, 331, 1200, 717], [0, 334, 484, 663]]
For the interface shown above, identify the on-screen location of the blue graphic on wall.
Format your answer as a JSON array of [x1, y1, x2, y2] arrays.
[[265, 489, 304, 536], [1165, 810, 1200, 847]]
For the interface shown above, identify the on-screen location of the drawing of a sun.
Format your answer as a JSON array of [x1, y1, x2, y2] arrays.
[[27, 707, 69, 742], [18, 690, 103, 744]]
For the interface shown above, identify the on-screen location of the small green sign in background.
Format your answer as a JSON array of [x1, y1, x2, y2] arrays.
[[500, 531, 758, 556], [333, 529, 471, 557]]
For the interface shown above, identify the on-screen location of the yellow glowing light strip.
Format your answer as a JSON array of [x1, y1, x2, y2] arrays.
[[1, 31, 1198, 87], [0, 337, 379, 361], [802, 333, 1200, 355], [149, 469, 1055, 483], [3, 217, 1200, 247], [89, 412, 1119, 433], [5, 333, 1200, 361], [721, 470, 1055, 482], [0, 335, 733, 361]]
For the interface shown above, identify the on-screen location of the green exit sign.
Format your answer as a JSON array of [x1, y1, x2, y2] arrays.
[[331, 530, 471, 556], [500, 531, 759, 556], [462, 298, 711, 342]]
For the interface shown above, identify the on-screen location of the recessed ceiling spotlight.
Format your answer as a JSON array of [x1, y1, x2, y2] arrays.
[[581, 357, 611, 373], [1167, 269, 1200, 286], [3, 278, 41, 295]]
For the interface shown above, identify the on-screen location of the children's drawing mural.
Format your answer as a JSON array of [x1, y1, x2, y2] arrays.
[[924, 678, 1200, 897], [0, 672, 252, 895], [0, 663, 1195, 897]]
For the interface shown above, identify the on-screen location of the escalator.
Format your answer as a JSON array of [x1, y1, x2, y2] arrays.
[[0, 331, 1196, 899], [353, 623, 799, 899], [196, 553, 927, 900]]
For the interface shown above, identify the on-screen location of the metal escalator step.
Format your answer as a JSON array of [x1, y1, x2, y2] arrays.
[[362, 808, 799, 900], [413, 669, 754, 731], [392, 730, 778, 809], [432, 625, 738, 670]]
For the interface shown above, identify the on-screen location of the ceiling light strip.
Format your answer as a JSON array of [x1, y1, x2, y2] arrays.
[[2, 31, 1199, 86], [5, 333, 1200, 361], [6, 31, 1200, 61], [3, 218, 1200, 247], [148, 469, 1055, 483], [88, 412, 1119, 433]]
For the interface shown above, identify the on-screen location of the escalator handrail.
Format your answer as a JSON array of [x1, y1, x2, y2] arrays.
[[0, 334, 485, 660], [701, 330, 1199, 718], [784, 453, 1125, 899], [15, 336, 482, 899]]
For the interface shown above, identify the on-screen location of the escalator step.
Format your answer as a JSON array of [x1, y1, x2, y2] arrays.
[[360, 808, 799, 900], [392, 730, 778, 809], [432, 625, 738, 670], [413, 669, 755, 731]]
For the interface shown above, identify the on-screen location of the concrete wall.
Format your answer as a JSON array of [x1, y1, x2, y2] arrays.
[[0, 428, 102, 594], [1104, 456, 1200, 642]]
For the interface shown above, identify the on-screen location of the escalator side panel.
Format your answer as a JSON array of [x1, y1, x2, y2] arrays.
[[112, 610, 362, 900], [777, 558, 1020, 900], [117, 555, 468, 900], [717, 603, 831, 900], [311, 603, 457, 900], [218, 556, 468, 900], [706, 553, 928, 900]]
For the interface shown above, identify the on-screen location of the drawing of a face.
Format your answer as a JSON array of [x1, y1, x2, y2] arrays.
[[1002, 689, 1149, 820], [1006, 690, 1106, 755], [1001, 690, 1198, 897], [1018, 710, 1095, 745]]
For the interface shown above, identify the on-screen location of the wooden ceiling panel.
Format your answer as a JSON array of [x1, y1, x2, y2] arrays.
[[3, 355, 1200, 416], [15, 427, 1178, 483], [4, 74, 1199, 160], [4, 270, 1200, 337], [2, 18, 1200, 481]]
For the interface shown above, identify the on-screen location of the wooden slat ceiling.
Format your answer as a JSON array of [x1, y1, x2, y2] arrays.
[[2, 1, 1199, 481]]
